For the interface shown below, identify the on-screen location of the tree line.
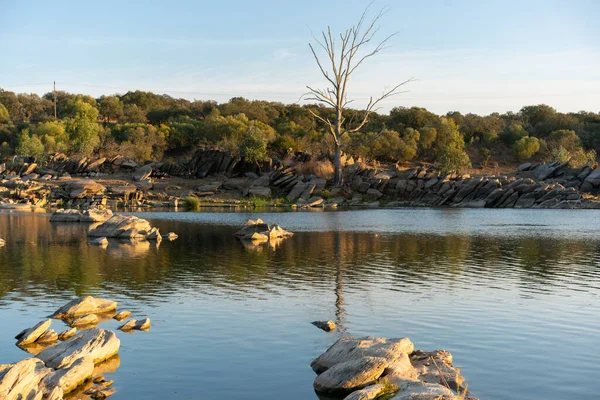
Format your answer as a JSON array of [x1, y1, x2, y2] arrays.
[[0, 88, 599, 172]]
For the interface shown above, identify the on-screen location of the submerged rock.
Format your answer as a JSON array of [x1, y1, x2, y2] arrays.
[[162, 232, 178, 241], [311, 320, 336, 332], [38, 328, 120, 369], [50, 296, 117, 319], [233, 219, 293, 244], [90, 237, 109, 247]]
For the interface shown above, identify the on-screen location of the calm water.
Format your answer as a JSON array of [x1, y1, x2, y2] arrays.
[[1, 209, 600, 399]]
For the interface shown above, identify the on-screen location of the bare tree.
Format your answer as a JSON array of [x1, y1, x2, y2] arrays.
[[305, 4, 412, 185]]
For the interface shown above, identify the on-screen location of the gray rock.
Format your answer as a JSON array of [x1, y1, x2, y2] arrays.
[[311, 336, 414, 374], [15, 319, 52, 346], [133, 164, 152, 182], [38, 328, 120, 369], [514, 192, 536, 208], [87, 215, 155, 239], [50, 296, 117, 319], [517, 162, 532, 171], [314, 356, 388, 394]]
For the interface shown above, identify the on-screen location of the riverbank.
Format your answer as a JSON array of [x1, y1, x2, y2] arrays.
[[2, 151, 600, 212]]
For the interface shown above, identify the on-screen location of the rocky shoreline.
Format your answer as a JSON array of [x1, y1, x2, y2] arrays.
[[2, 151, 600, 211]]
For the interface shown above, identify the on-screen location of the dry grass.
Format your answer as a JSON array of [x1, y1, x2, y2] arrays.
[[296, 159, 335, 180]]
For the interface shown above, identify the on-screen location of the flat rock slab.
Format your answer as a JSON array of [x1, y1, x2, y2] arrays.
[[42, 356, 94, 394], [51, 296, 117, 319], [311, 336, 414, 374], [15, 319, 52, 345], [313, 356, 388, 394], [38, 328, 120, 369], [343, 384, 385, 400], [390, 379, 455, 400]]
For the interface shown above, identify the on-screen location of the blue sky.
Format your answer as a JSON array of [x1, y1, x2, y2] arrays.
[[1, 0, 599, 114]]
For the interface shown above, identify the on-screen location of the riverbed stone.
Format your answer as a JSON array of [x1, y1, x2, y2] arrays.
[[311, 320, 336, 332], [313, 356, 389, 394], [15, 319, 52, 345], [38, 328, 120, 369], [70, 314, 99, 327], [50, 296, 117, 319], [311, 336, 414, 374], [342, 384, 385, 400], [0, 357, 52, 399], [113, 311, 131, 321], [58, 328, 77, 341], [87, 215, 154, 239], [42, 356, 94, 394]]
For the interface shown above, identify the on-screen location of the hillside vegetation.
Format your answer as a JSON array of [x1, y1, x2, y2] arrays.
[[1, 88, 599, 172]]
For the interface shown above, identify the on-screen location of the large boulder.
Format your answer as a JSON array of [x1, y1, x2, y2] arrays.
[[42, 356, 94, 394], [0, 358, 53, 400], [50, 296, 117, 319], [50, 209, 113, 223], [133, 164, 153, 182], [37, 328, 120, 369], [65, 180, 106, 199], [87, 214, 158, 239], [311, 336, 414, 374], [313, 356, 389, 394]]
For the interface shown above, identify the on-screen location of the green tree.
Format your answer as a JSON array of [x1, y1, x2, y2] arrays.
[[512, 136, 540, 161], [65, 100, 100, 155], [16, 129, 44, 157], [0, 103, 10, 124], [500, 122, 528, 145], [98, 95, 124, 123], [419, 127, 437, 150], [240, 127, 267, 164], [33, 120, 70, 153], [434, 117, 471, 172]]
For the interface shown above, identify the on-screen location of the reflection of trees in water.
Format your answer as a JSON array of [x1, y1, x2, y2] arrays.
[[1, 215, 600, 305]]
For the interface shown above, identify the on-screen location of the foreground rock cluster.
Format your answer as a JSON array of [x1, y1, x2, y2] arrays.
[[312, 336, 477, 400], [2, 296, 150, 399]]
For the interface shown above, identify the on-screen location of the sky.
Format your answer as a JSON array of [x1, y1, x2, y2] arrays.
[[1, 0, 599, 115]]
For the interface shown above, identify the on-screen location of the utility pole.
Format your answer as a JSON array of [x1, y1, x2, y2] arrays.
[[53, 81, 57, 120]]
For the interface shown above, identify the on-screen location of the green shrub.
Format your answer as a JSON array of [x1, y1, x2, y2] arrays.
[[512, 136, 540, 161], [183, 196, 200, 211]]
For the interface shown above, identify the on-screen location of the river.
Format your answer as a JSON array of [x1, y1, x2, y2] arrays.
[[1, 208, 599, 399]]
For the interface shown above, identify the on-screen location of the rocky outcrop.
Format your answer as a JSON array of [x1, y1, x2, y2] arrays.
[[311, 336, 475, 400], [50, 296, 117, 319], [87, 215, 163, 240]]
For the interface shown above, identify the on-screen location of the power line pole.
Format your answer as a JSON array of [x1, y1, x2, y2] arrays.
[[53, 81, 57, 120]]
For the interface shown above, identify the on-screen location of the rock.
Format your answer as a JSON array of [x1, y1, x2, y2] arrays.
[[0, 357, 52, 399], [311, 320, 336, 332], [514, 192, 536, 208], [162, 232, 178, 241], [90, 237, 109, 247], [133, 164, 152, 182], [50, 209, 84, 222], [58, 328, 77, 341], [247, 187, 272, 198], [390, 379, 455, 399], [410, 350, 465, 390], [70, 314, 99, 327], [81, 209, 113, 223], [583, 167, 600, 187], [113, 311, 131, 321], [343, 384, 385, 400], [66, 180, 106, 199], [311, 336, 414, 374], [146, 227, 162, 241], [50, 296, 117, 319], [15, 319, 52, 346], [136, 318, 151, 331], [517, 162, 532, 172], [267, 224, 293, 240], [365, 188, 383, 200], [313, 356, 388, 394], [38, 328, 120, 369], [233, 219, 270, 237], [36, 329, 59, 344], [117, 319, 137, 331], [42, 356, 94, 394], [87, 215, 154, 239], [248, 232, 269, 242]]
